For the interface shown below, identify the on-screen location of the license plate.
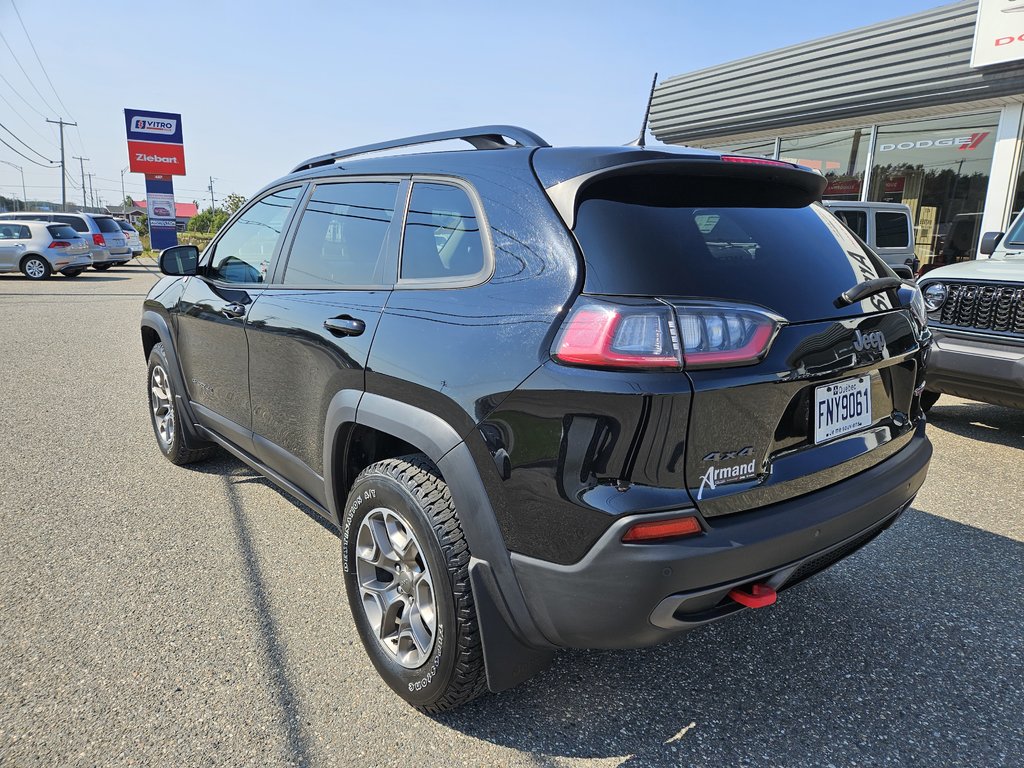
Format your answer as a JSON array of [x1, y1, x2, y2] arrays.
[[814, 375, 872, 444]]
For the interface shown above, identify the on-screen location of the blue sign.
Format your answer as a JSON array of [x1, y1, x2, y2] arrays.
[[146, 175, 178, 251], [124, 108, 184, 145]]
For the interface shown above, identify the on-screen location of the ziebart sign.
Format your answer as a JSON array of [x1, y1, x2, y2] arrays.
[[971, 0, 1024, 67], [124, 108, 185, 250]]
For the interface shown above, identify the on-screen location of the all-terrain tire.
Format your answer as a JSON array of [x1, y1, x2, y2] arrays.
[[342, 454, 487, 713], [147, 342, 216, 465]]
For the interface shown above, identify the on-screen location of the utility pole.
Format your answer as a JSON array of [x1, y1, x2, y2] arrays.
[[0, 160, 26, 210], [208, 176, 216, 213], [46, 118, 77, 212], [73, 155, 88, 209], [120, 166, 128, 208], [86, 173, 95, 209]]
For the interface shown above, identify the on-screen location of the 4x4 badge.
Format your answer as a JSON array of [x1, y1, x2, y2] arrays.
[[702, 446, 753, 462]]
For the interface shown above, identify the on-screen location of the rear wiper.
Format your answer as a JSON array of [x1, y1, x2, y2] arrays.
[[834, 276, 904, 308]]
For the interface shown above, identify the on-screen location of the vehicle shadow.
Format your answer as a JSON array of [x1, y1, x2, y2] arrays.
[[437, 509, 1024, 766], [927, 400, 1024, 450], [185, 452, 340, 537]]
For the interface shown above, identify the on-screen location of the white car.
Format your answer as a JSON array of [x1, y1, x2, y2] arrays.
[[115, 219, 144, 257]]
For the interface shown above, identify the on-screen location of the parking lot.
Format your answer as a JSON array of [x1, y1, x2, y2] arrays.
[[0, 264, 1021, 767]]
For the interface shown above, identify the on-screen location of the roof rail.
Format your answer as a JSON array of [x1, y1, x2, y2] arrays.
[[289, 125, 550, 174]]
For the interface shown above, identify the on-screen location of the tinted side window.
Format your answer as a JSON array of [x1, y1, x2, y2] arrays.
[[18, 225, 30, 239], [833, 210, 867, 240], [54, 215, 88, 232], [401, 183, 484, 281], [284, 182, 398, 286], [875, 211, 910, 248], [208, 187, 301, 284]]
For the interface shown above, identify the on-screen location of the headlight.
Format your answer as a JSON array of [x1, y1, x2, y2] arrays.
[[923, 282, 947, 313]]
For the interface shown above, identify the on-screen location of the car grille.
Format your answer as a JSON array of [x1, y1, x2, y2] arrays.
[[938, 282, 1024, 335]]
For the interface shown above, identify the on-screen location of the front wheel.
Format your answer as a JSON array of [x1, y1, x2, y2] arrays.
[[92, 263, 112, 271], [343, 455, 487, 713], [147, 343, 215, 465], [21, 255, 51, 280], [62, 268, 84, 277]]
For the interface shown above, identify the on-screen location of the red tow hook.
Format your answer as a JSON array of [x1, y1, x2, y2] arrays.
[[728, 583, 777, 609]]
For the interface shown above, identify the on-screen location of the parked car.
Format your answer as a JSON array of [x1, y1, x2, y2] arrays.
[[141, 125, 932, 712], [0, 211, 132, 270], [917, 214, 1024, 411], [0, 220, 91, 279], [823, 201, 918, 278], [115, 218, 144, 257]]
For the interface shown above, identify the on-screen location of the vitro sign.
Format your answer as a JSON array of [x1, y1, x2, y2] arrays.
[[971, 0, 1024, 67], [878, 132, 991, 152], [124, 108, 186, 175]]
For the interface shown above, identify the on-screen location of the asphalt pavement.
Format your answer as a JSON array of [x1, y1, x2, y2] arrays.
[[1, 264, 1022, 767]]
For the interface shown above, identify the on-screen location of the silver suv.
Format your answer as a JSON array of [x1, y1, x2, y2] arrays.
[[823, 201, 918, 278], [0, 220, 92, 279], [0, 211, 132, 270]]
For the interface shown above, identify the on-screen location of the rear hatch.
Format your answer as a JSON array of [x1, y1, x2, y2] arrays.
[[95, 216, 129, 254], [542, 154, 925, 518], [46, 224, 90, 256]]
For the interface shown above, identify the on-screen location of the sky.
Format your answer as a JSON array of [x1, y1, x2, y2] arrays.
[[0, 0, 954, 209]]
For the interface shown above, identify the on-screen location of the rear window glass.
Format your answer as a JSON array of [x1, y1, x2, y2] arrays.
[[54, 215, 88, 232], [573, 179, 894, 322], [875, 212, 910, 248], [48, 224, 78, 239], [95, 217, 122, 234], [115, 220, 136, 233], [833, 209, 867, 240]]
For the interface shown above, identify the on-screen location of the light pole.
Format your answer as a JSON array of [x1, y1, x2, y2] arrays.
[[120, 166, 128, 208], [0, 160, 27, 210]]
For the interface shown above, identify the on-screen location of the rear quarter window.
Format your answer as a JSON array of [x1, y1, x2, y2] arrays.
[[875, 212, 910, 248], [572, 176, 895, 322]]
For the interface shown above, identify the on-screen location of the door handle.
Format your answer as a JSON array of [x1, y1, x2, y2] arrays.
[[323, 316, 366, 336], [221, 302, 247, 319]]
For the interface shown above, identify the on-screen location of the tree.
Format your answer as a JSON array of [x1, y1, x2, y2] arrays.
[[121, 196, 135, 208], [223, 193, 246, 215], [136, 213, 149, 237], [187, 207, 229, 234]]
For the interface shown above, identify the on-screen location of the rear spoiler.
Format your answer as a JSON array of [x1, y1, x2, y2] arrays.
[[542, 158, 827, 230]]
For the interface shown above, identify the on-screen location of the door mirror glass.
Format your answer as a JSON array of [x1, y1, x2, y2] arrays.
[[159, 245, 200, 276], [979, 231, 1004, 256]]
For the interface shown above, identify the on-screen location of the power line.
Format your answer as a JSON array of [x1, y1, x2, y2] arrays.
[[0, 89, 57, 148], [0, 120, 52, 162], [0, 27, 60, 117], [0, 71, 47, 119], [9, 0, 74, 120], [0, 134, 54, 167]]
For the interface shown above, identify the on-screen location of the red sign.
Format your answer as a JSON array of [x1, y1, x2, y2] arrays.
[[884, 177, 906, 194], [825, 178, 861, 196], [127, 139, 186, 175]]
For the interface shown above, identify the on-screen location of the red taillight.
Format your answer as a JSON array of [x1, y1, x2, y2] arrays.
[[721, 155, 794, 168], [674, 303, 782, 368], [552, 299, 682, 370], [92, 233, 105, 246], [622, 515, 702, 543], [49, 241, 71, 248]]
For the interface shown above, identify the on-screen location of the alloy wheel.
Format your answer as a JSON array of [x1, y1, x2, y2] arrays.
[[25, 259, 46, 279], [150, 364, 175, 447], [355, 507, 437, 668]]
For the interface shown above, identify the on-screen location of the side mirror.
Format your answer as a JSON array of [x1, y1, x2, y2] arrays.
[[979, 231, 1004, 256], [159, 245, 200, 276]]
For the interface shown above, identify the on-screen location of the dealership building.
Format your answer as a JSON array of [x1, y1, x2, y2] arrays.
[[650, 0, 1024, 265]]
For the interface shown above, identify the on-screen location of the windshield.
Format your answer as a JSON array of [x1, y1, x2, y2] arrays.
[[1001, 211, 1024, 254]]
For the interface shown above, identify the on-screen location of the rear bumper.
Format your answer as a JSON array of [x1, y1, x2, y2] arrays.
[[510, 420, 931, 649], [926, 328, 1024, 409]]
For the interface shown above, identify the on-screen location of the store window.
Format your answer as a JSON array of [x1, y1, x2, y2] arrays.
[[868, 112, 999, 268], [702, 139, 776, 158], [780, 128, 870, 201]]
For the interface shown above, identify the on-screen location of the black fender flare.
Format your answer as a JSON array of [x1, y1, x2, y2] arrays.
[[141, 309, 207, 446], [323, 390, 555, 691]]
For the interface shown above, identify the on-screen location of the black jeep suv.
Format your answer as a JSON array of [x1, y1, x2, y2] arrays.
[[142, 126, 932, 712]]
